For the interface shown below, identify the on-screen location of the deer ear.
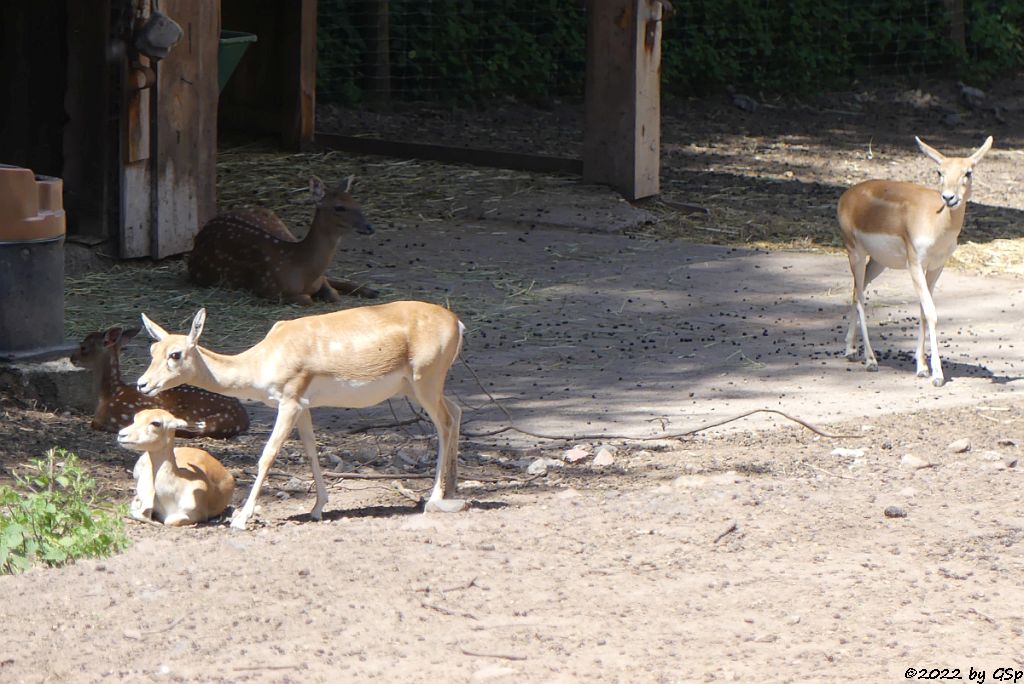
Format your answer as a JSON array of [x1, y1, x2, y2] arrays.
[[309, 176, 327, 203], [970, 135, 994, 164], [169, 417, 191, 431], [141, 314, 168, 341], [187, 309, 206, 347], [343, 175, 355, 193], [915, 136, 946, 164], [102, 327, 123, 348]]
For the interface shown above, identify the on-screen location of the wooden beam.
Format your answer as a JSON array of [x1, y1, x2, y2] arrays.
[[582, 0, 663, 200], [314, 133, 582, 175], [283, 0, 317, 149], [944, 0, 966, 54]]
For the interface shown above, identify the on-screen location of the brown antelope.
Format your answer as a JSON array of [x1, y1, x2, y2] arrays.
[[136, 302, 465, 530], [70, 327, 249, 438], [838, 135, 993, 386], [119, 409, 235, 526], [188, 176, 378, 305]]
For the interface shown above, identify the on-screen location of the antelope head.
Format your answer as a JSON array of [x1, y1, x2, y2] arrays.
[[915, 135, 993, 211], [137, 309, 207, 396], [117, 408, 191, 451]]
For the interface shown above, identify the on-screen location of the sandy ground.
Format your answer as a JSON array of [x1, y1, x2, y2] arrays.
[[3, 77, 1024, 682]]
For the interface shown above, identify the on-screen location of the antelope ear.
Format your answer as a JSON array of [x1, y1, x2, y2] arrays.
[[187, 309, 206, 348], [915, 136, 946, 164], [309, 176, 327, 203], [102, 327, 123, 348], [343, 174, 355, 193], [169, 417, 191, 432], [122, 327, 142, 344], [141, 313, 168, 341], [970, 135, 994, 164]]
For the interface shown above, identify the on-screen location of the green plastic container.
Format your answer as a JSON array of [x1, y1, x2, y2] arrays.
[[218, 31, 258, 93]]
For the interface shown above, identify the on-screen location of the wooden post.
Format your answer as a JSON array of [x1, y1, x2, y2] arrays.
[[366, 0, 391, 107], [583, 0, 663, 201], [283, 0, 317, 149], [944, 0, 967, 55]]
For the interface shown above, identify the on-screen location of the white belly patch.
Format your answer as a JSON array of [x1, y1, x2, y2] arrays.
[[856, 231, 907, 269], [303, 370, 407, 409]]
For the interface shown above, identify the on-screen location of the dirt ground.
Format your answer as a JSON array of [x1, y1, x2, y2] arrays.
[[3, 77, 1024, 682]]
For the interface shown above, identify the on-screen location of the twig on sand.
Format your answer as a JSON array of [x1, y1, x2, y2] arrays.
[[421, 601, 479, 621], [713, 521, 739, 544], [459, 647, 528, 661]]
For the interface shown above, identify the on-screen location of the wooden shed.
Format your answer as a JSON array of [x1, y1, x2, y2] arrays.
[[0, 0, 313, 260], [0, 0, 661, 262]]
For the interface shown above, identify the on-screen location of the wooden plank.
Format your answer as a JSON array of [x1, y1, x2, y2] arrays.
[[120, 1, 154, 259], [314, 133, 583, 175], [366, 0, 391, 106], [582, 0, 662, 200], [944, 0, 966, 54], [152, 0, 220, 259], [283, 0, 317, 149]]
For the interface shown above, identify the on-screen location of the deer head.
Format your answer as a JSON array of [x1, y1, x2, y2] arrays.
[[137, 309, 207, 396], [117, 408, 193, 450], [915, 135, 993, 210], [310, 175, 374, 236]]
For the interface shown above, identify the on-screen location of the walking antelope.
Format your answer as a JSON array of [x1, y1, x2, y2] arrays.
[[119, 409, 235, 526], [838, 135, 993, 387], [188, 176, 377, 305], [136, 302, 465, 530], [70, 327, 249, 438]]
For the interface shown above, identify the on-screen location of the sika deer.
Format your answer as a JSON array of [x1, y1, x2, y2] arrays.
[[137, 302, 465, 530], [119, 409, 235, 526], [70, 327, 249, 438], [188, 176, 378, 305], [838, 135, 993, 386]]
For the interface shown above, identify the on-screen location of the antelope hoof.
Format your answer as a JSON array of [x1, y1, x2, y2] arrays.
[[229, 513, 250, 531], [865, 361, 878, 372], [916, 368, 930, 378], [844, 351, 859, 362], [932, 376, 945, 388], [424, 498, 468, 514]]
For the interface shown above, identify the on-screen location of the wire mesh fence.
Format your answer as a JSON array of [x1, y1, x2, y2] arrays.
[[314, 0, 1018, 158]]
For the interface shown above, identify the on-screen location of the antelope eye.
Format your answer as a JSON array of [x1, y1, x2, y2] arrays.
[[965, 170, 973, 178], [150, 421, 162, 428], [169, 351, 182, 361], [334, 204, 348, 213]]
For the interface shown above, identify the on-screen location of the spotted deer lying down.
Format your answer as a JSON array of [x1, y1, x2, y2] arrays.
[[119, 409, 235, 526], [70, 326, 249, 438], [188, 176, 378, 305]]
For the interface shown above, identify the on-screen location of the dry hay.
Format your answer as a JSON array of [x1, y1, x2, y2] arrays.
[[65, 144, 563, 358]]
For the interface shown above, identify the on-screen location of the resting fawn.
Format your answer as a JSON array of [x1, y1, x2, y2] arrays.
[[70, 326, 249, 438], [119, 409, 235, 526], [188, 176, 378, 305]]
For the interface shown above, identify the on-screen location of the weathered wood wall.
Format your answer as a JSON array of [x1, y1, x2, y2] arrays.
[[121, 0, 220, 258]]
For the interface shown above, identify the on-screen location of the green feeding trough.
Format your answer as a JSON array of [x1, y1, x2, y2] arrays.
[[218, 30, 258, 93]]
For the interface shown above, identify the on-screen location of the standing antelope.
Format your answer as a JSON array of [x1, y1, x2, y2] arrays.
[[188, 176, 378, 305], [119, 409, 235, 526], [838, 135, 993, 386], [136, 302, 465, 530], [70, 327, 249, 438]]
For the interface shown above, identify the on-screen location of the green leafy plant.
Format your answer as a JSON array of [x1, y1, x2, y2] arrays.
[[0, 448, 129, 574]]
